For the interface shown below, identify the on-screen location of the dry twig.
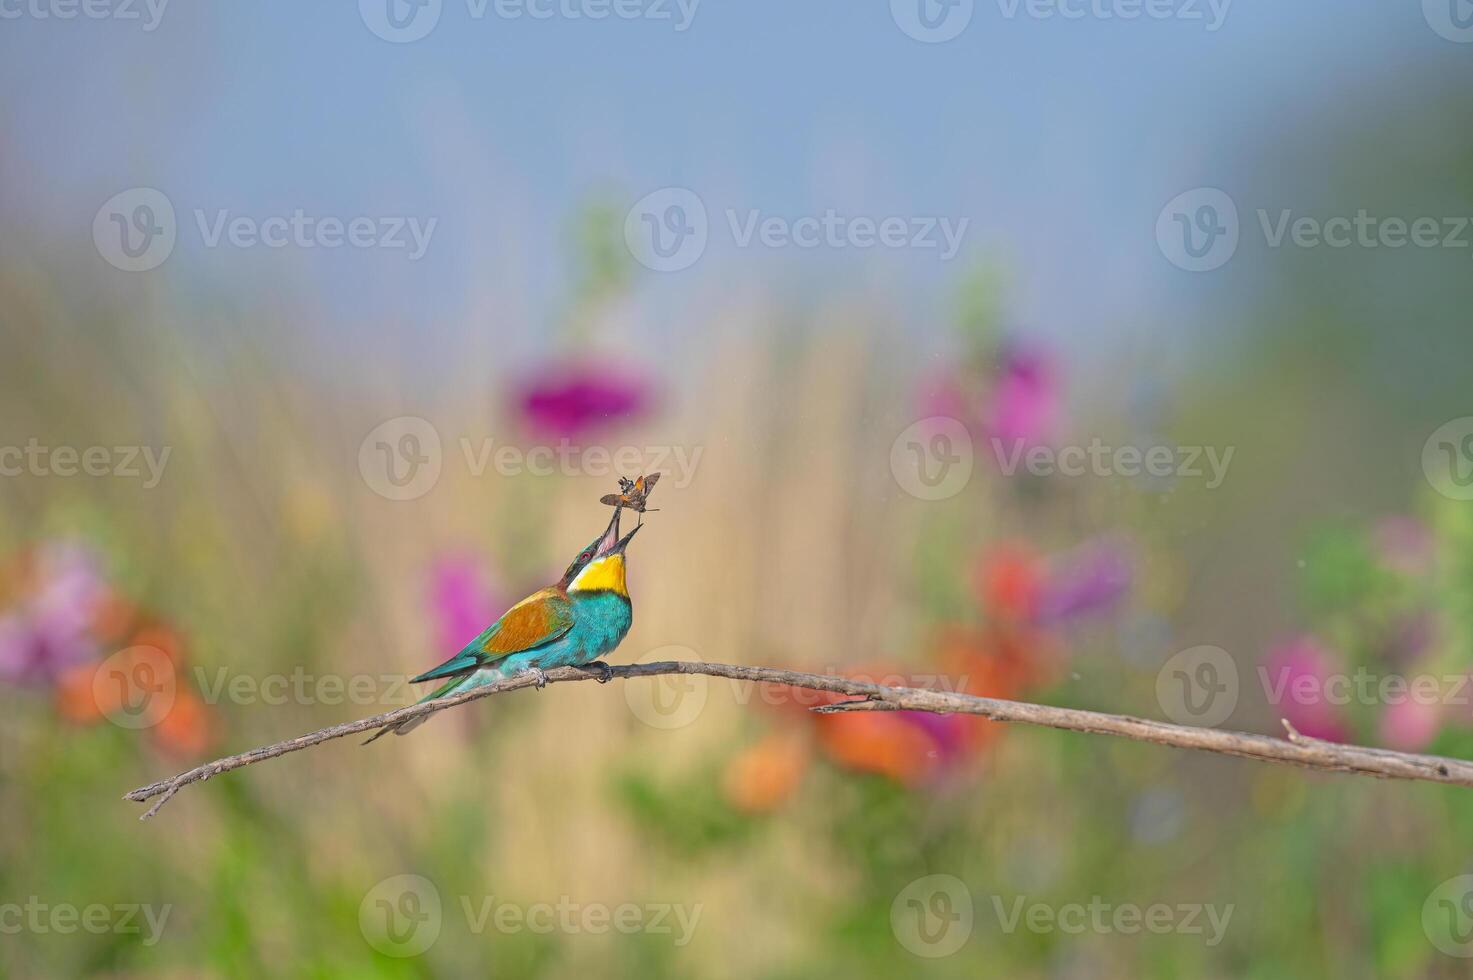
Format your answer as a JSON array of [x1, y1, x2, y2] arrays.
[[124, 660, 1473, 820]]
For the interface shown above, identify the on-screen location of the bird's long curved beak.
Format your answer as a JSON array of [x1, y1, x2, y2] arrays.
[[594, 507, 624, 556], [613, 521, 642, 554]]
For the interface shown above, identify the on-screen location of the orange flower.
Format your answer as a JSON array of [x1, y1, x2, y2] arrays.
[[814, 713, 942, 786], [977, 544, 1042, 621], [130, 624, 185, 671], [153, 688, 214, 757], [723, 732, 809, 813], [90, 594, 138, 646], [54, 663, 104, 724]]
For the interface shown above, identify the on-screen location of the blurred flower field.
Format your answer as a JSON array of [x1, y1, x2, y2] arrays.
[[5, 226, 1473, 977], [2, 33, 1473, 977]]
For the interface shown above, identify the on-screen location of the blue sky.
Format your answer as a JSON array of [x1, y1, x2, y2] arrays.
[[0, 1, 1460, 366]]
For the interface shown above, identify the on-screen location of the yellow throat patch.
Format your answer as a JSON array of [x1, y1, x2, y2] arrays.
[[569, 554, 627, 595]]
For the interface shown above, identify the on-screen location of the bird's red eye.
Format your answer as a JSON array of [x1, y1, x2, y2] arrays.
[[581, 551, 592, 562]]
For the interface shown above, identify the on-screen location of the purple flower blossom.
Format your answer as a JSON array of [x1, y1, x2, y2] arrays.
[[0, 542, 109, 686], [1035, 541, 1133, 625], [516, 363, 653, 438]]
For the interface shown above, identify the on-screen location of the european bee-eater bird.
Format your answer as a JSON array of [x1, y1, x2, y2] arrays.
[[366, 506, 642, 742]]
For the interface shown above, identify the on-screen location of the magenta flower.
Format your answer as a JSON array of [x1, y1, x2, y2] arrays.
[[516, 362, 653, 438], [985, 343, 1059, 450], [1263, 636, 1349, 742], [0, 542, 109, 686], [428, 555, 506, 653], [1035, 540, 1133, 625], [896, 710, 973, 770]]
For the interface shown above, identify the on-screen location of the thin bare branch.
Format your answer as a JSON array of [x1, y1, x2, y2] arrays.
[[123, 660, 1473, 819]]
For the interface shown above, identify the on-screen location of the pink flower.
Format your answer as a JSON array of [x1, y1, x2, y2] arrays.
[[1379, 697, 1443, 752], [428, 555, 505, 652], [515, 362, 653, 438], [985, 343, 1059, 449], [1264, 636, 1349, 743]]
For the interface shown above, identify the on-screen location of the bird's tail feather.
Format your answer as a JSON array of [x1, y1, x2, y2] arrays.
[[362, 676, 466, 745]]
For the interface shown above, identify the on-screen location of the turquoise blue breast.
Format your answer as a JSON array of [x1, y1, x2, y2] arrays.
[[497, 591, 632, 673]]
